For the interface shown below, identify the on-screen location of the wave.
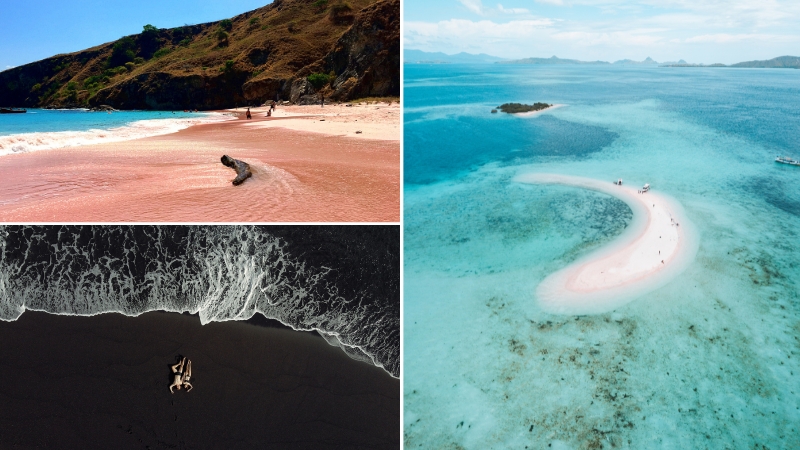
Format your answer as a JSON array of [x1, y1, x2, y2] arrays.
[[0, 225, 399, 377], [0, 114, 234, 156]]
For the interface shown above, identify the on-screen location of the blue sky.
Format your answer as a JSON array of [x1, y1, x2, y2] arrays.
[[0, 0, 272, 70], [404, 0, 800, 63]]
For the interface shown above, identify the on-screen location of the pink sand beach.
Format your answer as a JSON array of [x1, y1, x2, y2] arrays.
[[0, 103, 399, 222]]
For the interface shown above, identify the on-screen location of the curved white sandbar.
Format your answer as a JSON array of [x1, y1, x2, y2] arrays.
[[514, 173, 698, 315]]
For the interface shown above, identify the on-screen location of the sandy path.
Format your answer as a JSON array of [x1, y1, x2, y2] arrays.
[[514, 173, 697, 314]]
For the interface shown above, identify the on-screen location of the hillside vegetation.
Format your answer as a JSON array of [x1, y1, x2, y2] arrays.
[[0, 0, 398, 109]]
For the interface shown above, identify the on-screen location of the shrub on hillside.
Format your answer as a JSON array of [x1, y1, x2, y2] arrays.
[[329, 2, 354, 24], [216, 29, 229, 46], [219, 19, 233, 31], [307, 73, 331, 90], [153, 47, 172, 58], [220, 60, 235, 72]]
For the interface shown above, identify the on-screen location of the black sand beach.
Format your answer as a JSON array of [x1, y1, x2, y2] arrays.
[[0, 311, 399, 449]]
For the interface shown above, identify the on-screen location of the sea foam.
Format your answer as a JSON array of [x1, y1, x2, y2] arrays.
[[0, 114, 233, 156], [0, 226, 398, 377]]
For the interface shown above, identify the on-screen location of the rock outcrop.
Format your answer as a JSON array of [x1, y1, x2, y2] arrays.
[[220, 155, 252, 186], [324, 0, 400, 100]]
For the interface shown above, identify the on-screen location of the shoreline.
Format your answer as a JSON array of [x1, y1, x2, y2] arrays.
[[513, 103, 566, 117], [0, 110, 234, 156], [0, 310, 399, 449], [0, 103, 399, 222], [514, 173, 698, 314]]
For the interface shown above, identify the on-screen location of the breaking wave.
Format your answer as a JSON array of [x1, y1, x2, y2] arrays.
[[0, 114, 232, 156], [0, 225, 399, 377]]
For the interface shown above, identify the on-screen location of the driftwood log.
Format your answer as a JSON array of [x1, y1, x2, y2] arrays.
[[220, 155, 252, 186]]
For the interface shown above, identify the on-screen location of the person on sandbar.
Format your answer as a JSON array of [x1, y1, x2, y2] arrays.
[[246, 107, 252, 120]]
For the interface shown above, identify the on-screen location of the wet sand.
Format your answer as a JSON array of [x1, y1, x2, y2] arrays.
[[0, 104, 399, 222], [0, 311, 399, 449], [515, 173, 697, 314]]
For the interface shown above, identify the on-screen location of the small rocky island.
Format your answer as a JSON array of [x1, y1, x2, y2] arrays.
[[496, 102, 552, 114]]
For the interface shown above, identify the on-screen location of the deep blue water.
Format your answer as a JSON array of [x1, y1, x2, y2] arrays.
[[404, 64, 800, 186]]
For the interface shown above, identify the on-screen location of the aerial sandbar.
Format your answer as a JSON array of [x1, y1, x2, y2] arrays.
[[514, 173, 698, 314]]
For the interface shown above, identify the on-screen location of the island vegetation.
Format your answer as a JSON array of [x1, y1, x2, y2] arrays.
[[497, 102, 552, 114]]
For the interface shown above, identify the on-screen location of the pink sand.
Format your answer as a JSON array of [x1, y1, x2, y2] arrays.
[[0, 109, 399, 222]]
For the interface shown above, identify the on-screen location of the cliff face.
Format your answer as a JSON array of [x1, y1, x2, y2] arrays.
[[0, 0, 398, 109]]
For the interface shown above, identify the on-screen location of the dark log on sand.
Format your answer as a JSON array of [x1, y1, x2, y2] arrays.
[[220, 155, 252, 186]]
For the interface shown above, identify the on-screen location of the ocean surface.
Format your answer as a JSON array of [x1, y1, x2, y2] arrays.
[[404, 64, 800, 447], [0, 109, 230, 155], [0, 225, 399, 377]]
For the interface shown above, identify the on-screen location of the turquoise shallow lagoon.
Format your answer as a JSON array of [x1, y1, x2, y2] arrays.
[[404, 64, 800, 448]]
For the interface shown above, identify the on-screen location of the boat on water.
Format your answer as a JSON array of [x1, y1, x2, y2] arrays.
[[775, 156, 800, 166], [0, 108, 27, 114]]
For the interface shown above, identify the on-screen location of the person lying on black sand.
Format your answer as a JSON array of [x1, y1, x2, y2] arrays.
[[182, 359, 193, 392], [170, 357, 193, 393]]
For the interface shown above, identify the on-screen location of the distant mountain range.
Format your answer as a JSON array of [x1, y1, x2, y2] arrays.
[[664, 55, 800, 68], [404, 49, 506, 64], [405, 50, 799, 69]]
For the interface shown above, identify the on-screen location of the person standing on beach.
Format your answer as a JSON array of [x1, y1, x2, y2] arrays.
[[246, 108, 252, 120]]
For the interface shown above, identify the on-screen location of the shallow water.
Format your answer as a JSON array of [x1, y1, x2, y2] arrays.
[[404, 64, 800, 448], [0, 108, 229, 155]]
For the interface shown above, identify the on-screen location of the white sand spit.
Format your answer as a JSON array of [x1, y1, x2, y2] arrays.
[[514, 173, 698, 314]]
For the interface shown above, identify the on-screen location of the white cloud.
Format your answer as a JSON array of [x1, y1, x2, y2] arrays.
[[406, 0, 800, 62], [459, 0, 486, 15], [683, 33, 798, 44], [497, 3, 531, 14]]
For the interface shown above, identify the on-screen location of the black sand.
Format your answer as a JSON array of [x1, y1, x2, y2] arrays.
[[0, 311, 399, 449]]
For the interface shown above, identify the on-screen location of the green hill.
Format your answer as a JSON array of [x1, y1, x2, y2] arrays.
[[0, 0, 398, 109], [729, 55, 800, 68]]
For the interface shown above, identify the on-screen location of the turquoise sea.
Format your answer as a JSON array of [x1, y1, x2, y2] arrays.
[[0, 109, 223, 155], [404, 64, 800, 448]]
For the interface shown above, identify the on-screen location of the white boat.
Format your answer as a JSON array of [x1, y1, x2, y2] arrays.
[[775, 156, 800, 166], [642, 183, 650, 192]]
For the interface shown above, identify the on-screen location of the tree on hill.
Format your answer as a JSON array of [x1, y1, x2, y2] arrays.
[[140, 24, 162, 58], [109, 37, 137, 67]]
